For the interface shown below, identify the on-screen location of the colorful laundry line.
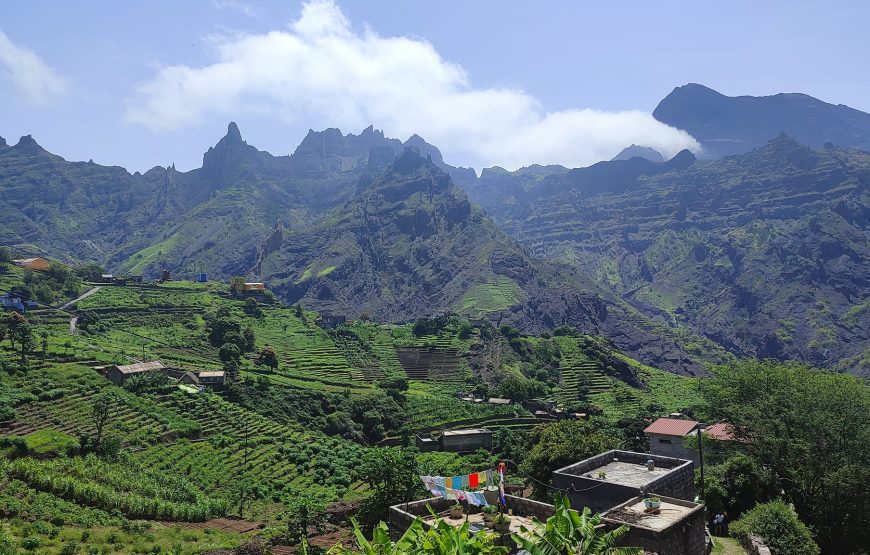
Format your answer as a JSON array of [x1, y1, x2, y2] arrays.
[[420, 476, 491, 506]]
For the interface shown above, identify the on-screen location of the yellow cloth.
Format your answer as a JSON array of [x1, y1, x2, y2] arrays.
[[444, 477, 453, 489]]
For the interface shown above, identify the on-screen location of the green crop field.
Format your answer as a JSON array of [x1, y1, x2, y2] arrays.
[[0, 267, 710, 551]]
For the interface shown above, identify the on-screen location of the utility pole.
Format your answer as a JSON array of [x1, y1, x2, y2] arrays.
[[697, 426, 706, 502]]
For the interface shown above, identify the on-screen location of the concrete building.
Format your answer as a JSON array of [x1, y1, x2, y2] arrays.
[[439, 428, 492, 453], [415, 434, 439, 452], [198, 370, 226, 387], [552, 450, 695, 513], [105, 361, 166, 385], [602, 495, 706, 555], [1, 293, 38, 312], [644, 417, 702, 462]]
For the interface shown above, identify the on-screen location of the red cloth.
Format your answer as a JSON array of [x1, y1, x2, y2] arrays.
[[469, 472, 479, 488]]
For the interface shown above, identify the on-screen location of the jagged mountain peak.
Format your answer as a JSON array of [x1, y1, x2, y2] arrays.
[[612, 144, 665, 162], [403, 134, 444, 165], [293, 126, 400, 158], [0, 135, 7, 148], [14, 134, 46, 153], [225, 121, 243, 143]]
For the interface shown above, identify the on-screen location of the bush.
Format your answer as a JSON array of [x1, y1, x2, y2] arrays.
[[730, 500, 819, 555]]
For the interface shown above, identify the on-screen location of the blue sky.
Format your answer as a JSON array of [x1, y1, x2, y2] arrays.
[[1, 1, 869, 172]]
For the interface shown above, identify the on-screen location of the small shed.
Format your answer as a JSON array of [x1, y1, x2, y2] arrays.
[[487, 397, 511, 405], [14, 257, 50, 271], [439, 428, 492, 453], [105, 361, 166, 385], [180, 372, 200, 386], [196, 273, 208, 283], [315, 314, 346, 329], [198, 370, 226, 386]]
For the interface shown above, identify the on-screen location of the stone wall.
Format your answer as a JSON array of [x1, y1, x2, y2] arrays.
[[742, 535, 772, 555]]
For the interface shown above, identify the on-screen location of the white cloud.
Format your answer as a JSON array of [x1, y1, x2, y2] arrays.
[[210, 0, 260, 19], [126, 0, 699, 169], [0, 29, 67, 103]]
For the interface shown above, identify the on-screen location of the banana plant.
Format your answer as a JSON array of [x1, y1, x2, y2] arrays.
[[328, 516, 508, 555], [512, 496, 642, 555]]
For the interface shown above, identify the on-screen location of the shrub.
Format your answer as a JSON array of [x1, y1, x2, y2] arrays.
[[730, 500, 819, 555]]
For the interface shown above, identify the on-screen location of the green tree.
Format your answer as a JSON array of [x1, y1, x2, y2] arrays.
[[39, 330, 49, 358], [730, 500, 820, 555], [702, 453, 778, 518], [701, 361, 870, 553], [283, 496, 326, 549], [207, 317, 241, 346], [219, 342, 241, 364], [90, 390, 117, 449], [513, 496, 641, 555], [255, 346, 279, 370], [357, 448, 421, 532], [242, 326, 256, 352], [519, 421, 617, 500], [243, 298, 262, 317]]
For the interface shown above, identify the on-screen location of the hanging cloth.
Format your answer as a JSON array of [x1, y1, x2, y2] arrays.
[[469, 472, 479, 488]]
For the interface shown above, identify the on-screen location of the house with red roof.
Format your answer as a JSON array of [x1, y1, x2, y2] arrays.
[[644, 417, 701, 462]]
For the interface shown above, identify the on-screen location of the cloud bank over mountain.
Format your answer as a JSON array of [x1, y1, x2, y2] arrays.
[[126, 0, 699, 169]]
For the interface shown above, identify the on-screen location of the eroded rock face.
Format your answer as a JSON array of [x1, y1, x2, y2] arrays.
[[460, 136, 870, 376]]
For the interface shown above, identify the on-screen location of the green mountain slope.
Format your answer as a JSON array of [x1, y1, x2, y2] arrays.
[[461, 136, 870, 376]]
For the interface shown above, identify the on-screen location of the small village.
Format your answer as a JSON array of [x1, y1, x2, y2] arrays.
[[0, 253, 836, 555]]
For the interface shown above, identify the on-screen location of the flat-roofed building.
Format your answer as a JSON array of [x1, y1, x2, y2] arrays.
[[552, 450, 695, 513], [439, 428, 492, 453], [602, 495, 706, 555]]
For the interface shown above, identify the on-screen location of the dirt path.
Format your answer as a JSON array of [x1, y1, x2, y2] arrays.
[[60, 285, 101, 310], [712, 537, 747, 555], [63, 286, 100, 335]]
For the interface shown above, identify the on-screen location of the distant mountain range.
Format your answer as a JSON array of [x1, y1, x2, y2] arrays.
[[653, 83, 870, 157], [2, 83, 869, 376]]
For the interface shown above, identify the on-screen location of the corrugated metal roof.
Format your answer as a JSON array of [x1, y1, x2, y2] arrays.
[[115, 361, 165, 374], [199, 371, 225, 378], [643, 417, 699, 437], [704, 422, 735, 441]]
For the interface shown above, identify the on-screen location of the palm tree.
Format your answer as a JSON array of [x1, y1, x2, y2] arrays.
[[512, 496, 642, 555]]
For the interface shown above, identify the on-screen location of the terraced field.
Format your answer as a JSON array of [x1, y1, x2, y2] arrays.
[[555, 351, 611, 409], [0, 364, 199, 445], [397, 336, 466, 385], [140, 391, 364, 502]]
